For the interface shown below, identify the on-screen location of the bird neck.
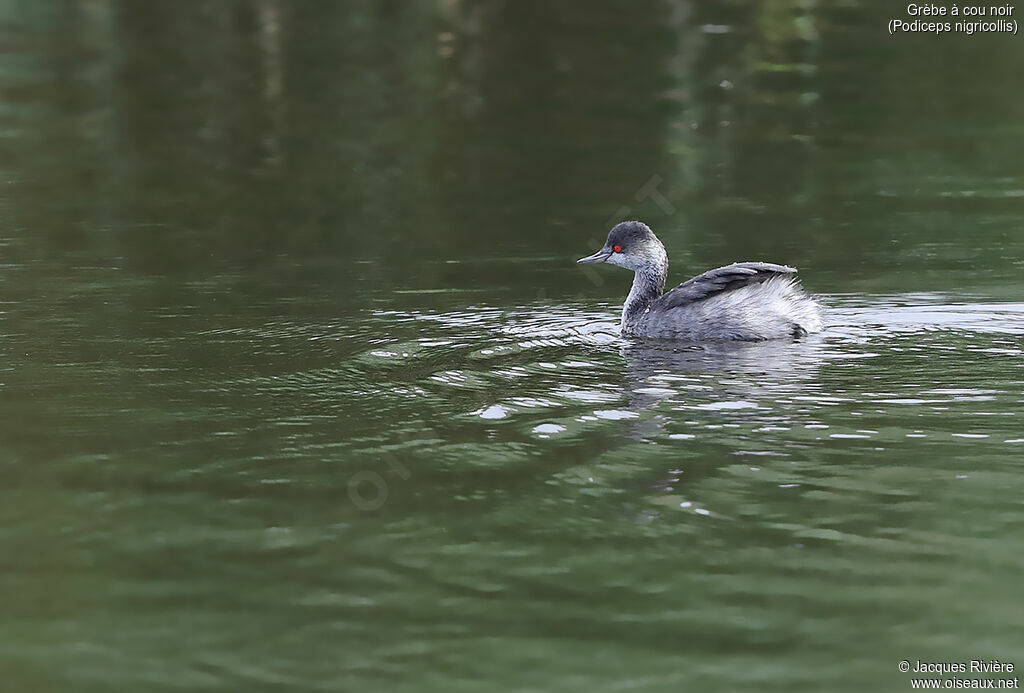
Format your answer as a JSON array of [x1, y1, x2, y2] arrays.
[[621, 256, 667, 328]]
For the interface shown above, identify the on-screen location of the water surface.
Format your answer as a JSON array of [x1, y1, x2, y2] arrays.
[[2, 1, 1024, 691]]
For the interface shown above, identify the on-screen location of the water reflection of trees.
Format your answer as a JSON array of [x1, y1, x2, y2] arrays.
[[4, 0, 1023, 280]]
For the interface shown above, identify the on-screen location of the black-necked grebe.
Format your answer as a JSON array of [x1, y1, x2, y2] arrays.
[[577, 221, 823, 340]]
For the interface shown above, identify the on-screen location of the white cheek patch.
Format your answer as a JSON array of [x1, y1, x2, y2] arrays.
[[605, 253, 632, 269]]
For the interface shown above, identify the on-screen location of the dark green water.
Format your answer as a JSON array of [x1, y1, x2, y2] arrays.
[[2, 2, 1024, 691]]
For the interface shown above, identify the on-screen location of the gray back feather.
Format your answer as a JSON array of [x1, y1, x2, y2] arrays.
[[654, 262, 797, 310]]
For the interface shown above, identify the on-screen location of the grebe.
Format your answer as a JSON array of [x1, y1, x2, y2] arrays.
[[577, 221, 822, 340]]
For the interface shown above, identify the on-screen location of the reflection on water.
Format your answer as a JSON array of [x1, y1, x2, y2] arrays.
[[362, 297, 1024, 448], [3, 1, 1024, 692]]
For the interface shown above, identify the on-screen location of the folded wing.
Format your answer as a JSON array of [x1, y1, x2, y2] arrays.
[[655, 262, 798, 310]]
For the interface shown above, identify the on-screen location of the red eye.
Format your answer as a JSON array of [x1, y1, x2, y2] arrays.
[[613, 245, 622, 252]]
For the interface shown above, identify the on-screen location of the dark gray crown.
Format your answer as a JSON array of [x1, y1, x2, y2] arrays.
[[606, 221, 657, 251]]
